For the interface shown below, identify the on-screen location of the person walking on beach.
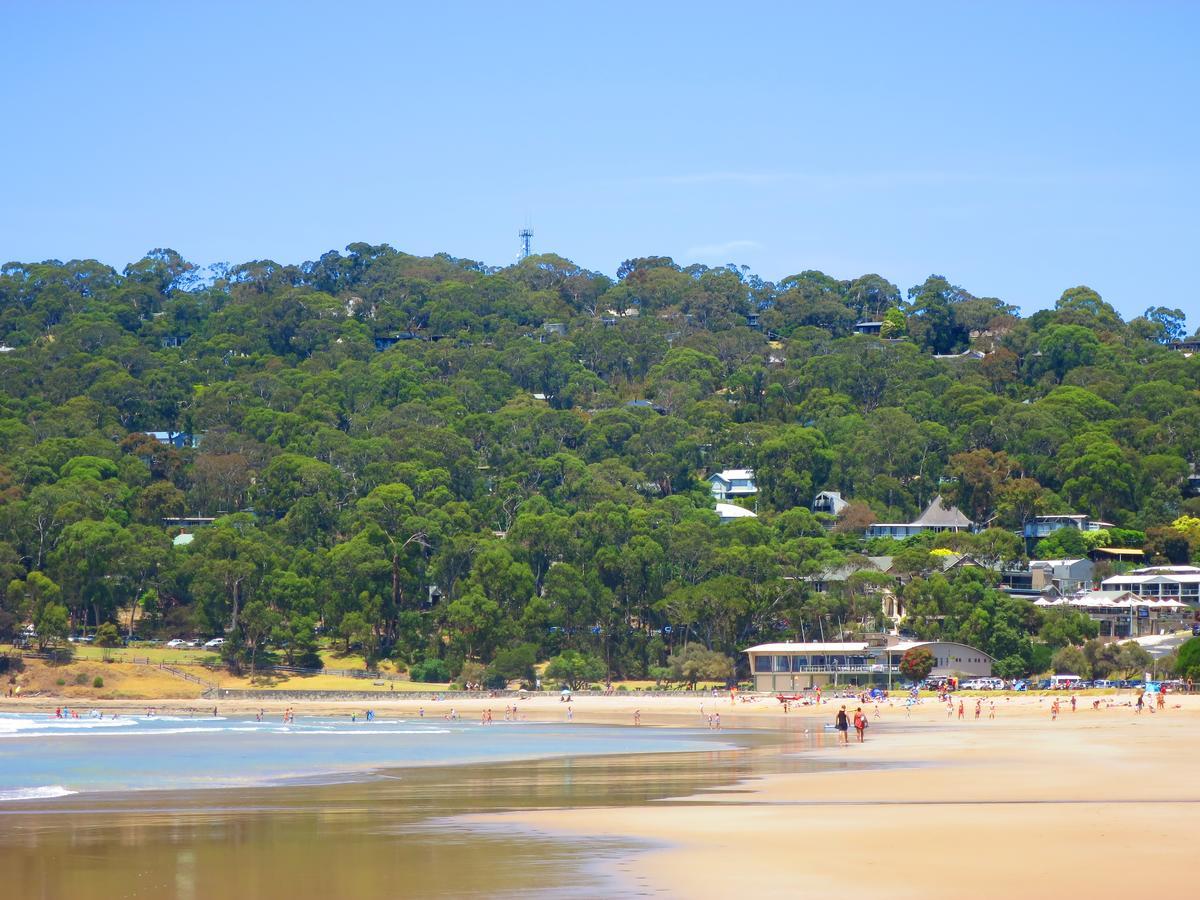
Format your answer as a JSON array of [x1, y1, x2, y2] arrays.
[[974, 699, 981, 720], [1070, 694, 1076, 713], [1135, 691, 1144, 714], [634, 709, 641, 726], [1051, 699, 1060, 721], [853, 707, 866, 743], [957, 700, 965, 720], [835, 706, 849, 744], [1157, 687, 1166, 710], [989, 700, 995, 719]]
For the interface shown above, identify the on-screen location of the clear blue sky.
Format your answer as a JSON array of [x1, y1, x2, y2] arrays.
[[3, 1, 1197, 322]]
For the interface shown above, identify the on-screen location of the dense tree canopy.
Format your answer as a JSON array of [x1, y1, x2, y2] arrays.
[[0, 245, 1195, 680]]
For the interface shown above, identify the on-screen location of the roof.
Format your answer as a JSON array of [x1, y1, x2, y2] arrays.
[[743, 639, 993, 660], [710, 468, 754, 482], [744, 642, 870, 653], [912, 495, 974, 528], [1092, 547, 1144, 556], [715, 502, 757, 520], [1127, 565, 1200, 575], [172, 533, 195, 547], [1031, 558, 1088, 568]]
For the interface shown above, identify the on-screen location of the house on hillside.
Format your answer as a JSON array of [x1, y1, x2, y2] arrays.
[[1023, 514, 1113, 542], [145, 431, 201, 449], [812, 490, 848, 517], [708, 468, 757, 502], [864, 495, 973, 539], [715, 502, 758, 523], [853, 321, 883, 335], [1001, 558, 1095, 596]]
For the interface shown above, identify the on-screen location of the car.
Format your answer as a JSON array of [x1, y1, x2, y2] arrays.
[[203, 638, 225, 649], [1093, 679, 1116, 689], [165, 638, 189, 648]]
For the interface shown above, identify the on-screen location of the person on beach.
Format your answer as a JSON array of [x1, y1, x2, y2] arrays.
[[1051, 699, 1060, 720], [634, 709, 641, 726], [853, 707, 866, 743], [714, 712, 720, 730], [1070, 694, 1076, 713], [1157, 687, 1166, 710], [989, 700, 995, 719], [974, 699, 981, 720], [1135, 692, 1144, 714], [957, 700, 965, 720], [566, 705, 573, 722], [835, 706, 849, 744]]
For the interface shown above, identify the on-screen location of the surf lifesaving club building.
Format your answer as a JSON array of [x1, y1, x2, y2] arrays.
[[743, 635, 993, 692]]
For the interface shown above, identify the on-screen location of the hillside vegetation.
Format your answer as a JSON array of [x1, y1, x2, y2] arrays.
[[0, 246, 1196, 682]]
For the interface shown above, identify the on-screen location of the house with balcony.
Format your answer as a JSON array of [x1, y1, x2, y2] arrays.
[[864, 495, 973, 539], [708, 468, 757, 502], [1100, 565, 1200, 606], [744, 635, 992, 691], [1022, 514, 1113, 550], [812, 490, 848, 517], [1035, 591, 1192, 639]]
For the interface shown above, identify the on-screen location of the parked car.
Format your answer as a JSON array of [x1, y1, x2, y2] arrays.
[[203, 638, 225, 649], [1093, 679, 1116, 689], [165, 638, 189, 648]]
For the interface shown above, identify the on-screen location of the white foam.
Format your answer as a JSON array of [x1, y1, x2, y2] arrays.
[[0, 785, 77, 801]]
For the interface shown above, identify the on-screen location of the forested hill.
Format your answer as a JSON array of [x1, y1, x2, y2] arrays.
[[0, 245, 1196, 681]]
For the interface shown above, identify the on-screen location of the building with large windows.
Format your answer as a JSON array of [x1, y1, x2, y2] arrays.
[[743, 636, 992, 692], [1100, 565, 1200, 605]]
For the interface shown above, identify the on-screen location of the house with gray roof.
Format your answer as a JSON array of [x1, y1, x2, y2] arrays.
[[864, 495, 974, 539]]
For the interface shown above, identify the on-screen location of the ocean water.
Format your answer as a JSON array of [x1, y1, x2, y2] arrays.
[[0, 710, 733, 801]]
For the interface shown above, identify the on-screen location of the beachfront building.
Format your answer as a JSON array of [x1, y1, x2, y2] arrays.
[[1035, 591, 1192, 638], [744, 636, 993, 692], [864, 495, 973, 540], [708, 468, 757, 502], [1100, 565, 1200, 606]]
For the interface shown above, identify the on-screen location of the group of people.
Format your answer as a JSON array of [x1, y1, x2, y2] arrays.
[[833, 706, 868, 743]]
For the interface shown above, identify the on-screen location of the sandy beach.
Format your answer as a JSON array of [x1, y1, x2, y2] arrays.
[[465, 692, 1200, 899], [4, 689, 1197, 898]]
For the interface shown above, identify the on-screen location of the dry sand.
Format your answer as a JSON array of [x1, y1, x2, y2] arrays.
[[466, 692, 1200, 899]]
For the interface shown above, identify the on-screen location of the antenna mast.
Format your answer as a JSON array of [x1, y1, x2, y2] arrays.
[[518, 227, 533, 261]]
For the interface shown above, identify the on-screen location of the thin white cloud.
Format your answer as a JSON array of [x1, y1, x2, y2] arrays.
[[685, 239, 761, 258]]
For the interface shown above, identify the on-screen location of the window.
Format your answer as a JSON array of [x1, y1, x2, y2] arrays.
[[775, 656, 791, 673], [793, 656, 809, 668], [754, 655, 772, 673]]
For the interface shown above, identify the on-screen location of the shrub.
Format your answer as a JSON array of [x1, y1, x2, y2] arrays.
[[74, 673, 89, 685], [409, 658, 450, 684], [94, 623, 121, 648], [56, 678, 66, 686], [92, 676, 104, 688], [544, 651, 606, 690]]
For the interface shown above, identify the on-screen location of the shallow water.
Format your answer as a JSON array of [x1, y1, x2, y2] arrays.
[[0, 713, 844, 898]]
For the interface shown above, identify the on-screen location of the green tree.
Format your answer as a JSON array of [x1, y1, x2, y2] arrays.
[[544, 650, 606, 690]]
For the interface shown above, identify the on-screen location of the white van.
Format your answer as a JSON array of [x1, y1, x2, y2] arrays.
[[1049, 674, 1082, 689]]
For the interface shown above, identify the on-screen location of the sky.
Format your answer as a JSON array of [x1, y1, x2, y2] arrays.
[[2, 1, 1198, 323]]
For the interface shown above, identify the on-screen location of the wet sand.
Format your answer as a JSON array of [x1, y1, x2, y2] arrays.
[[0, 731, 842, 899]]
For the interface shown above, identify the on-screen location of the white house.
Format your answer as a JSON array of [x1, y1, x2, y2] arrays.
[[708, 468, 757, 501], [812, 490, 848, 516], [864, 495, 973, 539], [715, 502, 758, 523]]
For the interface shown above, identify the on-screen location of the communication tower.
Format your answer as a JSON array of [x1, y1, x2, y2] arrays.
[[519, 227, 533, 261]]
